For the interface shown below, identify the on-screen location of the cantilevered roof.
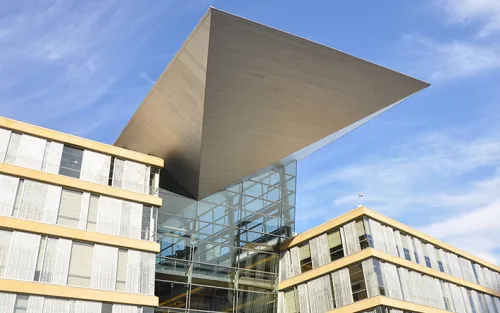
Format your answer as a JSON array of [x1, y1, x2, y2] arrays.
[[115, 8, 429, 200]]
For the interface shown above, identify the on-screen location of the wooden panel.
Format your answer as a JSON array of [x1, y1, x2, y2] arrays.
[[0, 216, 160, 253], [0, 116, 163, 167], [115, 12, 211, 198], [0, 162, 162, 206], [115, 8, 428, 199], [198, 9, 429, 198], [0, 279, 158, 306]]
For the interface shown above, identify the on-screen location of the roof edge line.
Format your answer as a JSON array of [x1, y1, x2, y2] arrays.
[[113, 8, 213, 147]]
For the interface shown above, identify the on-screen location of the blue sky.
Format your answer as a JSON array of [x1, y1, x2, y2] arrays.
[[1, 1, 499, 264]]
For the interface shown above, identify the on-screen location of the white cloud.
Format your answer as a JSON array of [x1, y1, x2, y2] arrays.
[[421, 203, 500, 264], [402, 34, 500, 81], [298, 111, 500, 263], [436, 0, 500, 37], [0, 0, 211, 139]]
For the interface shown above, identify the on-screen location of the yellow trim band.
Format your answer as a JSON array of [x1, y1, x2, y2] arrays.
[[280, 207, 365, 250], [0, 116, 163, 167], [280, 206, 500, 273], [328, 296, 451, 313], [278, 248, 372, 290], [0, 163, 162, 207], [0, 278, 158, 307], [278, 248, 500, 298], [0, 216, 160, 253], [365, 207, 500, 273]]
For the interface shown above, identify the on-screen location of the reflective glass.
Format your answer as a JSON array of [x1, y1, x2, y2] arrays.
[[192, 262, 235, 283], [156, 280, 189, 309], [239, 269, 276, 290], [156, 256, 190, 275], [157, 213, 195, 238], [236, 290, 275, 313], [158, 233, 192, 260], [155, 162, 297, 312], [189, 285, 235, 312], [58, 145, 83, 178], [159, 190, 197, 218]]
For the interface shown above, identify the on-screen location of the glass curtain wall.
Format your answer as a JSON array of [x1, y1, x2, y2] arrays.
[[155, 162, 297, 313]]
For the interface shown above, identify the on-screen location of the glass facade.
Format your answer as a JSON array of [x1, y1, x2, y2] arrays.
[[155, 162, 297, 312]]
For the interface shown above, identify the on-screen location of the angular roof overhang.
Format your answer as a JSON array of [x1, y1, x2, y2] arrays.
[[114, 8, 429, 200]]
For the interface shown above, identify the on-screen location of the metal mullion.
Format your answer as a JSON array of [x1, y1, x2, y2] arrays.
[[192, 214, 285, 242], [199, 194, 240, 209], [194, 238, 275, 257], [195, 225, 284, 248]]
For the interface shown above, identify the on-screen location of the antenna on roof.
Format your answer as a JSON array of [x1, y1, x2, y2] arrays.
[[358, 192, 363, 207]]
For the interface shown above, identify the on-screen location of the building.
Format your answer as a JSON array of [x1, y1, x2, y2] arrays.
[[0, 116, 162, 312], [277, 206, 500, 313], [0, 7, 432, 313], [113, 8, 428, 313]]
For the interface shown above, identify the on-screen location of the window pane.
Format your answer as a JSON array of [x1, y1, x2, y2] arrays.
[[328, 230, 341, 248], [68, 242, 93, 287], [14, 294, 29, 313], [57, 189, 82, 228], [425, 256, 432, 268], [237, 290, 275, 313], [299, 243, 312, 273], [101, 303, 113, 313], [116, 249, 127, 291], [403, 248, 411, 261], [86, 195, 99, 231], [155, 280, 189, 309], [356, 219, 366, 235], [349, 263, 367, 301], [328, 229, 344, 261], [438, 261, 445, 273], [59, 145, 83, 178], [189, 285, 234, 312]]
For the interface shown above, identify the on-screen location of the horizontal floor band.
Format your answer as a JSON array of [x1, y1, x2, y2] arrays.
[[0, 162, 162, 207], [0, 216, 160, 253], [278, 248, 500, 298], [280, 206, 499, 273], [279, 207, 365, 251], [328, 296, 451, 313], [278, 248, 372, 290], [0, 278, 159, 307], [0, 116, 163, 167]]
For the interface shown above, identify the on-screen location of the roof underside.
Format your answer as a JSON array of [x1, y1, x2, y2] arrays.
[[114, 8, 429, 200]]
